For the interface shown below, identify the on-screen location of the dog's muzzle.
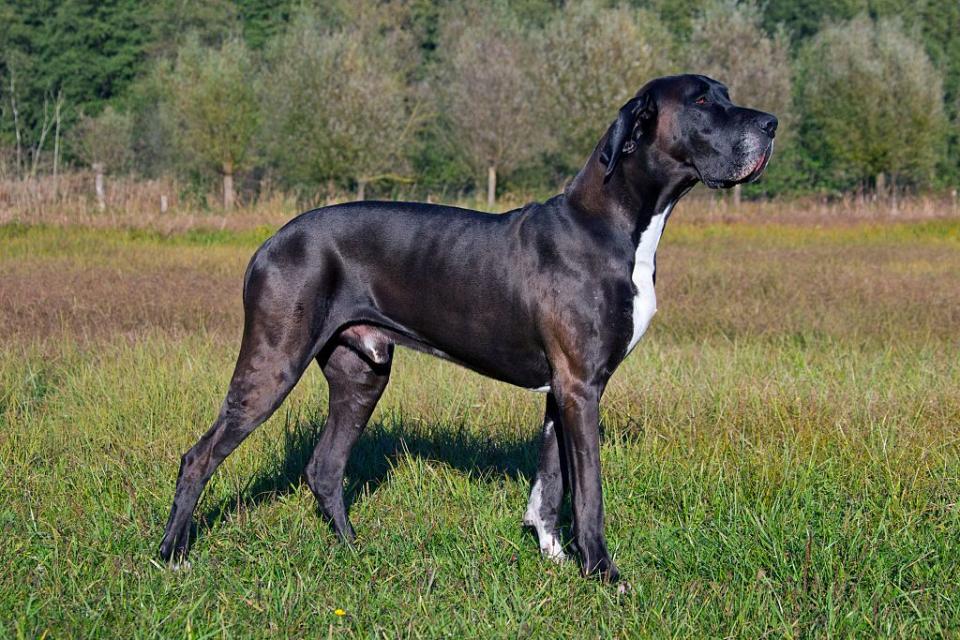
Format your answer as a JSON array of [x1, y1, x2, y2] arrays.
[[741, 139, 774, 183], [699, 136, 774, 188]]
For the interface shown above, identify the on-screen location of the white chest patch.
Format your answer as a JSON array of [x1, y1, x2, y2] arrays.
[[625, 204, 672, 356]]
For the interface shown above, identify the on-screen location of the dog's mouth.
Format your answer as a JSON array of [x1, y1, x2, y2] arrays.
[[743, 141, 773, 183], [747, 151, 767, 178]]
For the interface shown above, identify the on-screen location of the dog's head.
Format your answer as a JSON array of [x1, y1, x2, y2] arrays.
[[600, 74, 777, 189]]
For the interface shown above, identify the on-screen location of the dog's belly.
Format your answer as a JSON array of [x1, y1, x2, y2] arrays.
[[330, 290, 551, 387], [328, 212, 553, 388], [366, 316, 552, 389], [361, 268, 551, 388]]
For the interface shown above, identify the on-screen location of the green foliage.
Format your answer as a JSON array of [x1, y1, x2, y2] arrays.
[[144, 0, 241, 59], [688, 1, 792, 117], [533, 2, 677, 174], [687, 0, 795, 197], [123, 63, 178, 178], [0, 0, 148, 145], [168, 36, 260, 177], [69, 105, 132, 172], [909, 0, 960, 185], [798, 15, 946, 191], [235, 0, 296, 49], [1, 0, 958, 198], [410, 120, 476, 196], [761, 0, 865, 42], [628, 0, 712, 36], [259, 6, 422, 196], [2, 222, 960, 635], [437, 3, 546, 184]]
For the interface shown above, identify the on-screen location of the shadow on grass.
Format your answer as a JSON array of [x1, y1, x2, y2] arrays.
[[195, 411, 542, 541]]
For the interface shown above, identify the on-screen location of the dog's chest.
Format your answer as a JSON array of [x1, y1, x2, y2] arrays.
[[624, 205, 671, 356]]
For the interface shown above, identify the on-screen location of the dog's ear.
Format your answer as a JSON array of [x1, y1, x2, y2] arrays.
[[599, 91, 654, 181]]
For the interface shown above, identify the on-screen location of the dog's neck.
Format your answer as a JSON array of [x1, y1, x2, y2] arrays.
[[565, 144, 696, 244]]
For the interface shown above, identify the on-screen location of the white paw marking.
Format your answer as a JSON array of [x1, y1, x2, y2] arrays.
[[538, 531, 566, 563], [170, 559, 192, 572], [523, 478, 567, 562]]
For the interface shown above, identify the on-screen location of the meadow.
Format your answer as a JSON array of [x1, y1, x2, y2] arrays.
[[1, 202, 958, 637]]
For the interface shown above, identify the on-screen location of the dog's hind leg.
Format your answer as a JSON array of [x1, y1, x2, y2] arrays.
[[523, 393, 567, 562], [159, 258, 322, 566], [305, 335, 392, 542]]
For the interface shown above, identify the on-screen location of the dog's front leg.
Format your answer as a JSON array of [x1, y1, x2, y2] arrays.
[[551, 372, 618, 583]]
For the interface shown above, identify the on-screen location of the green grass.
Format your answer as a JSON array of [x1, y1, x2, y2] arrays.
[[1, 220, 959, 637]]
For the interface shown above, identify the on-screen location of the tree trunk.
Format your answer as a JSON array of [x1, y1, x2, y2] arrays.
[[487, 164, 497, 209], [732, 183, 742, 209], [357, 179, 366, 201], [53, 97, 61, 195], [93, 162, 105, 211], [9, 74, 22, 177], [222, 161, 235, 210], [889, 173, 897, 213], [875, 172, 886, 199]]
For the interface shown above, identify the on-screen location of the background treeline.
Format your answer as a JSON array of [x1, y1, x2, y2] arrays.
[[1, 0, 957, 207]]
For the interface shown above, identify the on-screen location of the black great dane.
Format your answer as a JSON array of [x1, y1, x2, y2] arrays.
[[160, 74, 777, 582]]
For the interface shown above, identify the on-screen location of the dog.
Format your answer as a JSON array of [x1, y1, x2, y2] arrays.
[[159, 74, 777, 582]]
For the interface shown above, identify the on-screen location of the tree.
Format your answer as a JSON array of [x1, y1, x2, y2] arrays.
[[798, 15, 946, 193], [145, 0, 239, 59], [235, 0, 298, 50], [440, 6, 547, 207], [0, 0, 147, 154], [70, 106, 132, 210], [687, 0, 793, 204], [532, 2, 676, 175], [760, 0, 863, 41], [908, 0, 960, 186], [630, 0, 713, 38], [260, 7, 422, 200], [124, 62, 178, 178], [168, 37, 259, 209]]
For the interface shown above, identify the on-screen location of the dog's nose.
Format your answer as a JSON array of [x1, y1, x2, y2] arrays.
[[757, 114, 778, 137]]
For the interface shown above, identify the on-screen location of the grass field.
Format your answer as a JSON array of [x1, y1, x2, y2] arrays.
[[1, 211, 959, 637]]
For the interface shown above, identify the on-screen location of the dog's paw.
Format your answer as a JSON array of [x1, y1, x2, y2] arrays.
[[158, 525, 192, 568], [582, 554, 620, 584], [170, 558, 192, 572], [538, 531, 567, 563], [523, 513, 567, 563]]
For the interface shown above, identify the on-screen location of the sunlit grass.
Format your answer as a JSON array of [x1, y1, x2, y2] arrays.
[[1, 220, 958, 637]]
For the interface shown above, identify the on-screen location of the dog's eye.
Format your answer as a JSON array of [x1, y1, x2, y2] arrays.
[[694, 96, 708, 105]]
